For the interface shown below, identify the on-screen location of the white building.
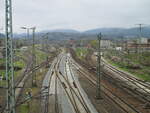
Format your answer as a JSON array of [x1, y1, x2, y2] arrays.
[[101, 40, 112, 49], [138, 38, 148, 44], [20, 46, 28, 51], [115, 47, 122, 51]]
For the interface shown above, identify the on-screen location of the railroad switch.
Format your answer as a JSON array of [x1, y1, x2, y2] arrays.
[[62, 82, 67, 88], [52, 71, 54, 75], [73, 82, 77, 88], [95, 96, 103, 100], [59, 71, 62, 75]]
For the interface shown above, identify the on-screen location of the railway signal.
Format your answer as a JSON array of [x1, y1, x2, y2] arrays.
[[5, 0, 16, 113], [96, 32, 102, 99]]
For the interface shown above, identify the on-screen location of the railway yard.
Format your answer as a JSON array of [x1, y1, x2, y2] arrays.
[[1, 0, 150, 113], [0, 45, 150, 113]]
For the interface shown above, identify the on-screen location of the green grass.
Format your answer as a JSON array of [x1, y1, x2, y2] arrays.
[[0, 70, 5, 76], [0, 46, 49, 85], [75, 48, 88, 59], [27, 46, 50, 65], [0, 59, 25, 77], [14, 60, 25, 68], [0, 49, 26, 80], [18, 104, 29, 113], [35, 49, 48, 64], [0, 58, 5, 65], [106, 58, 150, 82]]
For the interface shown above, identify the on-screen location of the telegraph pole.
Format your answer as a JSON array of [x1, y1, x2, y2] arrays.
[[30, 27, 37, 87], [96, 33, 102, 99], [5, 0, 16, 113]]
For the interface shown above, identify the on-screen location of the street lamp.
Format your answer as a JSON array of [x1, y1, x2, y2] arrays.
[[30, 27, 37, 87], [21, 27, 30, 45], [21, 26, 37, 86]]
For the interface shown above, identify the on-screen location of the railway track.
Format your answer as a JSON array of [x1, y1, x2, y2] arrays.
[[41, 57, 57, 113], [70, 55, 150, 113], [16, 55, 52, 100], [85, 57, 150, 104], [44, 53, 98, 113], [41, 51, 150, 113], [102, 59, 150, 95], [0, 55, 54, 113], [87, 52, 150, 98], [0, 54, 33, 113], [71, 60, 139, 113]]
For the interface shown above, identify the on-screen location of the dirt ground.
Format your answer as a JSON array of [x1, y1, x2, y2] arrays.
[[70, 48, 150, 113], [16, 66, 48, 113], [77, 69, 126, 113], [16, 53, 57, 113]]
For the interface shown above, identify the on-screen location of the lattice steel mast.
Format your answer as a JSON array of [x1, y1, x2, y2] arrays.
[[136, 24, 145, 37], [96, 33, 102, 99], [5, 0, 16, 113], [31, 27, 37, 86]]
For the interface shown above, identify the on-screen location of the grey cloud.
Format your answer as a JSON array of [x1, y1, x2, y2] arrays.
[[0, 0, 150, 33]]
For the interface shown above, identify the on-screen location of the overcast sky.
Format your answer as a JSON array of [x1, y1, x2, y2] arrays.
[[0, 0, 150, 33]]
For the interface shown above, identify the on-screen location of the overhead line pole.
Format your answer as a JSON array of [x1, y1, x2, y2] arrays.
[[135, 24, 145, 38], [42, 33, 49, 52], [46, 33, 49, 52], [5, 0, 16, 113], [31, 27, 37, 87], [96, 33, 102, 99]]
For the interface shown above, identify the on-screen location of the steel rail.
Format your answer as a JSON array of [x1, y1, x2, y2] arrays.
[[71, 60, 142, 113]]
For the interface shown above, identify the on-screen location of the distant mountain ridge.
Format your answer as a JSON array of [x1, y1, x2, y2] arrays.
[[0, 33, 5, 38], [41, 29, 80, 33], [13, 27, 150, 40], [84, 27, 150, 37]]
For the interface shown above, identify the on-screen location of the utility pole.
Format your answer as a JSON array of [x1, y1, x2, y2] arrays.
[[45, 33, 49, 52], [30, 27, 37, 87], [136, 24, 145, 37], [45, 33, 49, 64], [5, 0, 16, 113], [96, 33, 102, 99], [135, 24, 145, 56], [41, 35, 45, 51], [42, 33, 49, 52]]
